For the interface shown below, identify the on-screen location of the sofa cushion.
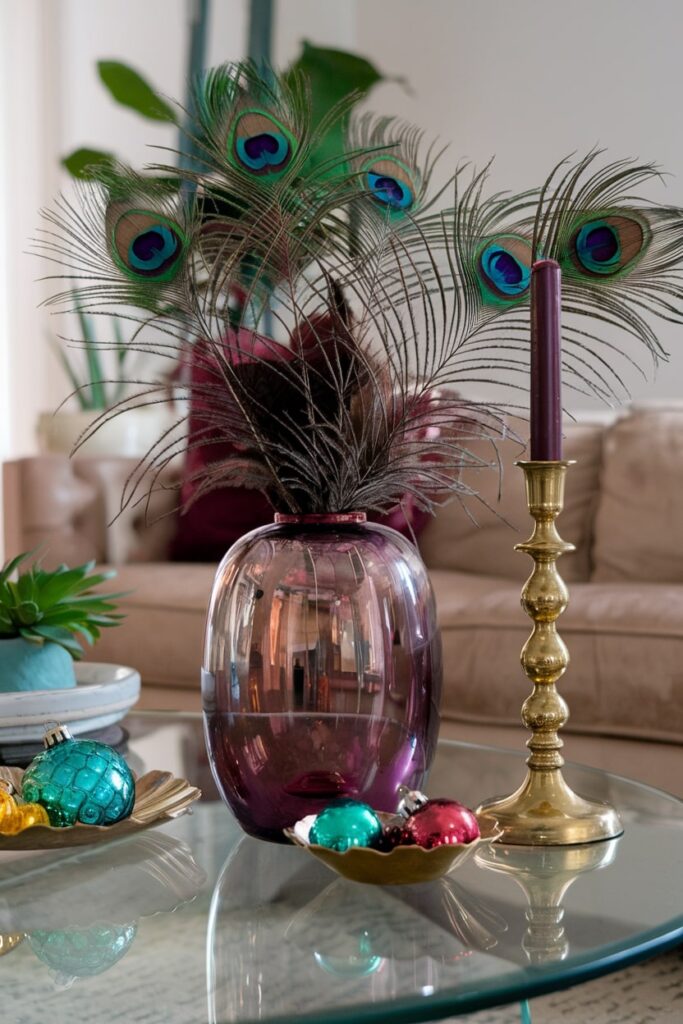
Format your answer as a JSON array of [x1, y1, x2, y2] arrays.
[[430, 569, 683, 743], [90, 561, 683, 743], [87, 563, 215, 690], [592, 408, 683, 582], [418, 420, 604, 582]]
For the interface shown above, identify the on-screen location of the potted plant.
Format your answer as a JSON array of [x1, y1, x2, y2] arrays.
[[39, 304, 175, 457], [0, 553, 123, 692]]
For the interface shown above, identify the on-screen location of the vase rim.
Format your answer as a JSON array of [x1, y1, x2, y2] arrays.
[[273, 512, 367, 525]]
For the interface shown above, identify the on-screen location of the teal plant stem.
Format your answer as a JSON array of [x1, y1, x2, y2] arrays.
[[248, 0, 274, 70], [248, 0, 275, 333], [179, 0, 211, 175]]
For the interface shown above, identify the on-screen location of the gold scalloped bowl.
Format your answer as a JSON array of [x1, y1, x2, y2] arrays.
[[285, 812, 500, 885], [0, 768, 201, 851]]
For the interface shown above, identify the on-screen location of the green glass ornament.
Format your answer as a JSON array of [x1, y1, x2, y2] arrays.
[[22, 724, 135, 827], [309, 799, 382, 852], [29, 923, 137, 981]]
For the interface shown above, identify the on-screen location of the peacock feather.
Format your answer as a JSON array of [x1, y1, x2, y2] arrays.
[[36, 168, 195, 331], [347, 113, 448, 218], [440, 153, 683, 404], [33, 63, 683, 519]]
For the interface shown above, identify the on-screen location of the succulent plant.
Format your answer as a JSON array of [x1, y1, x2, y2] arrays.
[[0, 553, 124, 659]]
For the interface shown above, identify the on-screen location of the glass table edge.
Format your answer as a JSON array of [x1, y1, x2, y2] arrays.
[[220, 919, 683, 1024]]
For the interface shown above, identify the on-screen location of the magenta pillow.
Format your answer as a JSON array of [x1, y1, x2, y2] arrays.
[[171, 335, 432, 562]]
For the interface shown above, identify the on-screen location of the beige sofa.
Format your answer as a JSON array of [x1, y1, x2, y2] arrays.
[[4, 405, 683, 790]]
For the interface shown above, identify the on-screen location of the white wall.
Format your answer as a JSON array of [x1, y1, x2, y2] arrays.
[[0, 0, 248, 472], [2, 0, 683, 478], [0, 0, 357, 474], [57, 0, 248, 176], [273, 0, 356, 64], [354, 0, 683, 408], [0, 1, 61, 462]]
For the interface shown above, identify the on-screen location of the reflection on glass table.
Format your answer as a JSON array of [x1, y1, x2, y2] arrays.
[[475, 838, 620, 964], [0, 712, 680, 1024], [208, 838, 512, 1022], [0, 828, 204, 989]]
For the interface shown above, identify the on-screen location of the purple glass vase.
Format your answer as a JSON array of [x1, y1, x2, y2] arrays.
[[202, 513, 442, 841]]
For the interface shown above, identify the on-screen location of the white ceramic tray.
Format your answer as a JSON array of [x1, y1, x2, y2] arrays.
[[0, 663, 140, 743]]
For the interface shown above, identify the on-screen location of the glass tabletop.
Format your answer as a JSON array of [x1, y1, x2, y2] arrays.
[[1, 712, 681, 1024]]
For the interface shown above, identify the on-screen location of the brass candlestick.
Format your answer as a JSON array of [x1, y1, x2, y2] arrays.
[[476, 461, 622, 845]]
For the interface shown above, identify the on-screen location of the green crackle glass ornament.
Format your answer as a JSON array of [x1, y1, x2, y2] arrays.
[[21, 724, 135, 827], [309, 799, 382, 852]]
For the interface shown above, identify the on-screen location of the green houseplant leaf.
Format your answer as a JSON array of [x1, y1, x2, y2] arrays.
[[285, 41, 395, 172], [75, 304, 106, 410], [97, 61, 178, 123], [51, 294, 132, 411], [61, 147, 116, 181]]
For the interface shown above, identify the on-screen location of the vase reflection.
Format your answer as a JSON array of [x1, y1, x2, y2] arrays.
[[207, 837, 507, 1022], [475, 838, 620, 964]]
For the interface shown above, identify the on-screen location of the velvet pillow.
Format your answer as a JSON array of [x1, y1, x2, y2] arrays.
[[171, 338, 431, 562]]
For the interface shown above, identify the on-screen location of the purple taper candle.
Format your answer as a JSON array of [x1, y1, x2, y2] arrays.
[[530, 258, 562, 460]]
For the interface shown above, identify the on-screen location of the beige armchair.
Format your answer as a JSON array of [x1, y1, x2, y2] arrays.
[[3, 455, 178, 568]]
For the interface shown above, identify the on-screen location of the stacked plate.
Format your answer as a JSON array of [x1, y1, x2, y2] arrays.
[[0, 663, 140, 747]]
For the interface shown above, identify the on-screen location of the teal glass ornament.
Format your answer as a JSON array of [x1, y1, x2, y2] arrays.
[[29, 923, 137, 981], [309, 799, 382, 852], [314, 930, 383, 977], [22, 724, 135, 827]]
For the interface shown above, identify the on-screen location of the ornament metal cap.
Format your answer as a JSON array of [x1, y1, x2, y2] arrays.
[[397, 785, 428, 817], [43, 722, 74, 749]]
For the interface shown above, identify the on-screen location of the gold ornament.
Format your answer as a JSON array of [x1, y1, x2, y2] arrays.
[[0, 782, 50, 835]]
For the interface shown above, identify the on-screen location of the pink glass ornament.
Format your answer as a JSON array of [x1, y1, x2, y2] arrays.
[[402, 799, 480, 849]]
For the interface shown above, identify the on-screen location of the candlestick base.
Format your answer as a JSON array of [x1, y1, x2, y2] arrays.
[[476, 461, 623, 846], [476, 767, 623, 846]]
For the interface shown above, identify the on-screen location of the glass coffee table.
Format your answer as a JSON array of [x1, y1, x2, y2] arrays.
[[1, 711, 681, 1023]]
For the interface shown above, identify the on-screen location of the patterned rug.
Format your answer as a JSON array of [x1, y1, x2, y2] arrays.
[[453, 948, 683, 1023]]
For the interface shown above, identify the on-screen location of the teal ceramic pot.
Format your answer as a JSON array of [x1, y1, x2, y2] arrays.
[[0, 638, 77, 692]]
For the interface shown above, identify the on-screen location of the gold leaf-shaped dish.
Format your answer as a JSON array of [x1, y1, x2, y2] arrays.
[[284, 812, 500, 886], [0, 768, 201, 850]]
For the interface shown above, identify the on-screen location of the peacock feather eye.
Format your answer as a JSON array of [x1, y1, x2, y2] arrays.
[[478, 235, 532, 300], [570, 213, 648, 276], [110, 209, 187, 282], [363, 158, 416, 212], [228, 108, 296, 176]]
